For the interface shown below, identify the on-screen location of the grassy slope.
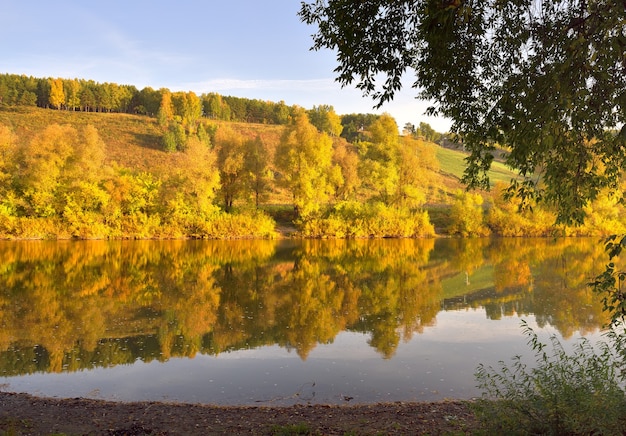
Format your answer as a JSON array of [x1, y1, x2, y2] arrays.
[[436, 145, 519, 187]]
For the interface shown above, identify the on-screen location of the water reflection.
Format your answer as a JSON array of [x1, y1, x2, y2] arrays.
[[0, 238, 615, 403]]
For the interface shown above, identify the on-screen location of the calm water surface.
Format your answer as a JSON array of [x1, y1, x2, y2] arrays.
[[0, 238, 614, 405]]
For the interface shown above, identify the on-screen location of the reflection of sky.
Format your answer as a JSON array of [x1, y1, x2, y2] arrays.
[[1, 309, 607, 405]]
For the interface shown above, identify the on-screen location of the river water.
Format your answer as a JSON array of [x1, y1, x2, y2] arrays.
[[0, 237, 615, 405]]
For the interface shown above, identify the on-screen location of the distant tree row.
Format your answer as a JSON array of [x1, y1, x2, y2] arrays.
[[0, 73, 299, 123], [0, 73, 444, 141], [402, 121, 443, 144], [0, 74, 337, 128]]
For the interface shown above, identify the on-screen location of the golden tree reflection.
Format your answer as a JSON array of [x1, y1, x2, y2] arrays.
[[0, 238, 615, 375]]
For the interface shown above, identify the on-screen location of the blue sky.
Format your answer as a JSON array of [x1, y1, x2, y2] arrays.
[[0, 1, 451, 132]]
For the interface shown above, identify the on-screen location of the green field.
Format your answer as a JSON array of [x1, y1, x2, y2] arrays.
[[436, 145, 520, 187]]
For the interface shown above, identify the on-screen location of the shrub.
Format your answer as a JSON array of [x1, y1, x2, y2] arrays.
[[486, 204, 557, 237], [473, 320, 626, 435], [298, 201, 435, 238], [120, 212, 162, 239], [12, 217, 70, 239], [200, 210, 277, 239], [300, 216, 347, 238], [448, 190, 490, 237]]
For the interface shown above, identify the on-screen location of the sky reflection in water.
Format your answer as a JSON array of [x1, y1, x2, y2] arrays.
[[3, 312, 604, 405]]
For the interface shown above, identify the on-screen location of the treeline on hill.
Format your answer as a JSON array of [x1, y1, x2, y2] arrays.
[[0, 73, 446, 144], [0, 73, 625, 240]]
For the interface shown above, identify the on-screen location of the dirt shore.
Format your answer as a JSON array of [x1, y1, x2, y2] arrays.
[[0, 391, 481, 435]]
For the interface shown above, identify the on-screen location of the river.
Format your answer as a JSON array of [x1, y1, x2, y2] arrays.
[[0, 237, 616, 405]]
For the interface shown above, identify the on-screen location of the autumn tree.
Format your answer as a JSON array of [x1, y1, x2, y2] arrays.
[[330, 140, 360, 201], [65, 79, 81, 111], [357, 114, 400, 204], [133, 86, 161, 115], [0, 125, 17, 217], [157, 90, 175, 127], [448, 190, 489, 237], [48, 78, 65, 109], [214, 125, 247, 212], [307, 104, 343, 136], [18, 124, 76, 216], [158, 90, 187, 152], [17, 124, 107, 219], [164, 136, 220, 219], [396, 136, 439, 207], [0, 124, 16, 188], [172, 91, 202, 134], [301, 0, 626, 323], [275, 110, 333, 217], [244, 135, 272, 208], [80, 84, 96, 112], [202, 93, 232, 120]]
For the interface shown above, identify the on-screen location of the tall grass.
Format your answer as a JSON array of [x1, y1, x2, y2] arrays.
[[474, 320, 626, 435]]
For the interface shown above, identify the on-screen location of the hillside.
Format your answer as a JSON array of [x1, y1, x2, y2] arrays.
[[0, 106, 513, 197], [0, 106, 285, 175], [436, 145, 518, 187], [1, 105, 623, 240], [14, 105, 600, 240]]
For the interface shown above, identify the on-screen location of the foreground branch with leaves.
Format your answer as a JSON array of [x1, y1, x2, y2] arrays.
[[300, 0, 626, 226]]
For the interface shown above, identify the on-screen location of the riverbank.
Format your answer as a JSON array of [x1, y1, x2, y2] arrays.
[[0, 391, 480, 435]]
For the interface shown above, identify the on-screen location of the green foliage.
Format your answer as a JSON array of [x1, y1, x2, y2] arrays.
[[307, 104, 343, 136], [474, 321, 626, 435], [339, 113, 379, 142], [414, 121, 441, 143], [161, 121, 188, 152], [161, 128, 178, 152], [591, 235, 626, 327]]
